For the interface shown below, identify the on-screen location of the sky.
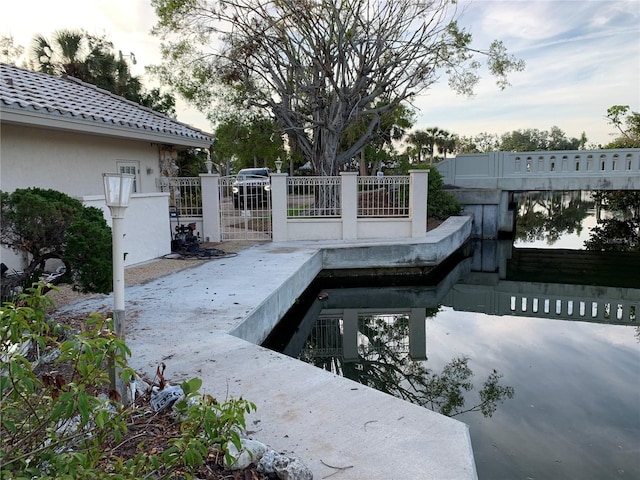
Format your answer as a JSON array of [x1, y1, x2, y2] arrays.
[[2, 0, 639, 146]]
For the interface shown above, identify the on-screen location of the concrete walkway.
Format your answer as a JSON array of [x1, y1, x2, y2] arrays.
[[56, 216, 478, 479]]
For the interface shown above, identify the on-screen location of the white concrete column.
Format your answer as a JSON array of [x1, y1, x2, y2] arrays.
[[271, 173, 288, 242], [340, 172, 358, 240], [200, 174, 221, 243], [498, 190, 514, 234], [409, 308, 427, 360], [409, 170, 428, 237], [343, 308, 359, 361]]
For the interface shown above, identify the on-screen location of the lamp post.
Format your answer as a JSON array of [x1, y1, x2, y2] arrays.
[[102, 172, 134, 404], [275, 157, 283, 174]]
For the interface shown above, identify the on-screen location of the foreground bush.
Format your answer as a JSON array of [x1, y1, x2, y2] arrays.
[[395, 162, 462, 219], [0, 283, 255, 479], [1, 188, 113, 298]]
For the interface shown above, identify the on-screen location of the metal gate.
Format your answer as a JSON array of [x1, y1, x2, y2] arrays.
[[219, 176, 272, 240]]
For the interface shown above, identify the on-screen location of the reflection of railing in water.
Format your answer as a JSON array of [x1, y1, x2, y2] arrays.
[[509, 295, 637, 322], [444, 281, 639, 326], [301, 315, 344, 357], [300, 309, 424, 362]]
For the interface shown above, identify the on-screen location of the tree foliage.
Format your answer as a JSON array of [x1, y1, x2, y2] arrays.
[[212, 116, 286, 173], [454, 126, 586, 154], [0, 188, 112, 295], [175, 148, 212, 176], [454, 131, 500, 154], [0, 35, 24, 64], [515, 192, 592, 246], [605, 105, 640, 148], [29, 29, 176, 116], [406, 127, 455, 164], [151, 0, 524, 174], [585, 191, 640, 252], [301, 314, 514, 418], [499, 126, 585, 152], [342, 101, 415, 175]]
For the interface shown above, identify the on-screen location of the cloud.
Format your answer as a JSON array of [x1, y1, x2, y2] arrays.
[[410, 1, 639, 144], [2, 0, 638, 141]]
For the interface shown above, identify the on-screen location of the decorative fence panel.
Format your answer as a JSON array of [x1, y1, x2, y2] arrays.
[[157, 176, 202, 217], [357, 176, 410, 217], [194, 170, 428, 243], [287, 176, 342, 218], [218, 176, 272, 240]]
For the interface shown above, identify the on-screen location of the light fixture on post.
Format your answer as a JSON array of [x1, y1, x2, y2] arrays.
[[204, 152, 213, 174], [102, 172, 134, 404], [118, 50, 137, 65], [275, 157, 283, 174]]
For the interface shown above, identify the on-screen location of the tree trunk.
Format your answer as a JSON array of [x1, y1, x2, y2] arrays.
[[359, 150, 367, 176]]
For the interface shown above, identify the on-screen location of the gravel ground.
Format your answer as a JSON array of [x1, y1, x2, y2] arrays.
[[47, 241, 264, 311]]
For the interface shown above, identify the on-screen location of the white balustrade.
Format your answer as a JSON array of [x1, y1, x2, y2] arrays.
[[435, 148, 640, 191]]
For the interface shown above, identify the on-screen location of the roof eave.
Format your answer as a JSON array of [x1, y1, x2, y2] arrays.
[[0, 107, 214, 149]]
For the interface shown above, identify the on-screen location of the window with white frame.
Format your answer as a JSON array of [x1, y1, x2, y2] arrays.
[[117, 161, 139, 193]]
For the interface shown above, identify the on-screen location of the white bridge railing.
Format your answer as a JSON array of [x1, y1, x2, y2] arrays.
[[436, 148, 640, 191]]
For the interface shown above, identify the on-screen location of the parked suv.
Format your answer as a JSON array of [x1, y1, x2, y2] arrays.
[[232, 168, 271, 209]]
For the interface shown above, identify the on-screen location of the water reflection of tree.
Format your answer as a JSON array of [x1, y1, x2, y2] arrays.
[[299, 313, 514, 418], [585, 191, 640, 252], [515, 192, 592, 245]]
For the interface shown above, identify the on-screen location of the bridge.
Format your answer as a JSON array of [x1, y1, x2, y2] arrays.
[[435, 148, 640, 191], [434, 148, 640, 239]]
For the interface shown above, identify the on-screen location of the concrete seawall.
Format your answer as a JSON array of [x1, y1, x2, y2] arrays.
[[231, 216, 473, 345], [56, 216, 478, 479]]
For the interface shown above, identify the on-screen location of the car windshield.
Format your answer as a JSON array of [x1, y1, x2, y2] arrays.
[[237, 169, 268, 180]]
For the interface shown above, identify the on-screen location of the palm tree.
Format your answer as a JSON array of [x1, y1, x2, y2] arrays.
[[434, 130, 456, 161], [29, 30, 175, 116], [425, 127, 456, 164], [406, 130, 431, 164], [32, 30, 87, 78]]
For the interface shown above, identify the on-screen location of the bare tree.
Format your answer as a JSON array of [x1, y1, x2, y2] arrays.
[[0, 35, 24, 65], [152, 0, 524, 176]]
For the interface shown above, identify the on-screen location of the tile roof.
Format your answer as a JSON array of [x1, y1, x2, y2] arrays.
[[0, 63, 214, 147]]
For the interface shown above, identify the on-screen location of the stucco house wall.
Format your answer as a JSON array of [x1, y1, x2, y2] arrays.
[[0, 63, 214, 271], [1, 124, 161, 196]]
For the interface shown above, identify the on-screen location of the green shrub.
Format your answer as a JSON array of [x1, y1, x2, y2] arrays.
[[0, 188, 113, 295], [0, 283, 256, 479], [425, 167, 463, 219], [0, 283, 131, 479], [396, 163, 463, 219], [65, 206, 113, 293]]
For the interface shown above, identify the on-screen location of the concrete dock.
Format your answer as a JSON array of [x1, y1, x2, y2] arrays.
[[56, 216, 478, 479]]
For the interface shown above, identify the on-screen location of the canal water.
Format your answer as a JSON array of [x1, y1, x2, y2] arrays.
[[265, 191, 640, 479]]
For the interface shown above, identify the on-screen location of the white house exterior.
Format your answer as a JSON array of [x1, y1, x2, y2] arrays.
[[0, 63, 214, 268]]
